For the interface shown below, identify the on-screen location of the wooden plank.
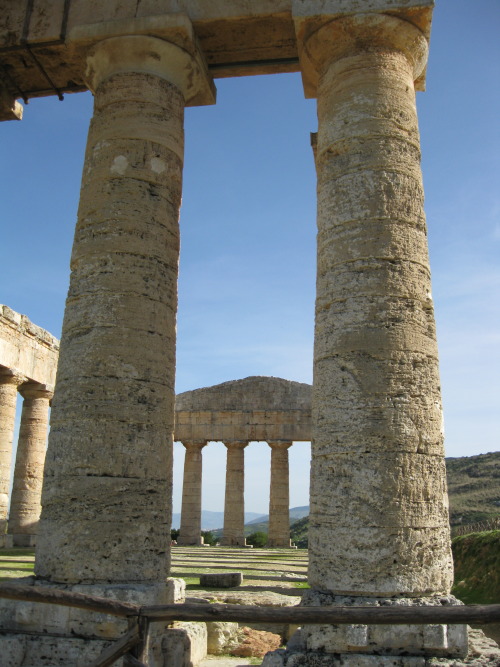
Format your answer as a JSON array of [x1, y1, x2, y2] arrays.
[[140, 602, 500, 625], [89, 624, 141, 667], [0, 583, 138, 618]]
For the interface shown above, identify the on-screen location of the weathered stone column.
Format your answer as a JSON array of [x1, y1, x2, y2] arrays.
[[263, 6, 467, 665], [0, 370, 23, 538], [35, 32, 214, 590], [178, 440, 206, 545], [221, 441, 248, 546], [267, 441, 292, 548], [8, 383, 52, 546]]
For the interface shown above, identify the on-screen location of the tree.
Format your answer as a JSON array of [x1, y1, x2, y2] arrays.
[[247, 531, 268, 547], [201, 530, 216, 546]]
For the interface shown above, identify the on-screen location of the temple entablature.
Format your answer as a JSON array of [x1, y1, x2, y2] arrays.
[[0, 305, 59, 390], [175, 375, 312, 443]]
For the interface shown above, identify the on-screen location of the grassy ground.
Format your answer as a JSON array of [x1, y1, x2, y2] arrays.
[[3, 535, 498, 608], [170, 546, 308, 595], [0, 546, 309, 592]]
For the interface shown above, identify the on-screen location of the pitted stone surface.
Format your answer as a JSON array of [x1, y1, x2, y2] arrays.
[[36, 35, 214, 586], [305, 13, 453, 598]]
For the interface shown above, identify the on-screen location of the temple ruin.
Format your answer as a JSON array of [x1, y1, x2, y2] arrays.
[[0, 305, 58, 549], [175, 376, 311, 547], [0, 0, 484, 664]]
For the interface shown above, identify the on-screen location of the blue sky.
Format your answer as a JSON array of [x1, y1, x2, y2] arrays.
[[1, 1, 498, 515]]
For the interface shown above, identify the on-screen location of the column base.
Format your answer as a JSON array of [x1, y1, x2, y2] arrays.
[[177, 535, 205, 546], [0, 533, 14, 549], [220, 537, 248, 547], [262, 591, 469, 666], [10, 534, 37, 548], [0, 576, 186, 666], [268, 538, 293, 548]]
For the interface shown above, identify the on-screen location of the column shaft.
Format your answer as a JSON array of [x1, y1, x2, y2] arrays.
[[8, 384, 52, 546], [178, 441, 206, 546], [36, 38, 193, 585], [305, 15, 453, 597], [267, 442, 292, 548], [0, 372, 22, 535], [221, 442, 247, 546]]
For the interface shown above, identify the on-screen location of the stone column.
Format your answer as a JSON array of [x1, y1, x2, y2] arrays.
[[178, 441, 206, 546], [267, 441, 292, 548], [0, 370, 23, 538], [221, 441, 248, 546], [8, 383, 53, 546], [35, 33, 214, 590], [263, 7, 466, 665]]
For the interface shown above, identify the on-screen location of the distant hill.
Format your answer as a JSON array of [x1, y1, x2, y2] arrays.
[[290, 452, 500, 546], [246, 505, 310, 526], [171, 510, 264, 531], [447, 452, 500, 525]]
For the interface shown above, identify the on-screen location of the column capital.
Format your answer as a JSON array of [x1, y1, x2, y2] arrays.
[[294, 8, 432, 98], [0, 369, 26, 387], [84, 32, 215, 107], [19, 382, 54, 401], [223, 441, 248, 450], [268, 441, 293, 450], [181, 440, 207, 450]]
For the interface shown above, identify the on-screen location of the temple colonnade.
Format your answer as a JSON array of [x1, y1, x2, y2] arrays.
[[0, 305, 58, 547], [175, 376, 311, 547], [174, 376, 311, 547], [0, 2, 470, 664]]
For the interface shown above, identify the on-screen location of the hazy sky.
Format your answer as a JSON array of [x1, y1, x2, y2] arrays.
[[1, 1, 498, 515]]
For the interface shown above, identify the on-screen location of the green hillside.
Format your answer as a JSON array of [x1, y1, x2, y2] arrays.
[[446, 452, 500, 525], [289, 452, 500, 546]]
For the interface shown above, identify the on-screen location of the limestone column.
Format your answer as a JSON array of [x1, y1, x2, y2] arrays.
[[0, 370, 23, 536], [266, 7, 467, 663], [35, 33, 215, 586], [7, 383, 52, 546], [221, 441, 248, 546], [267, 441, 292, 548], [178, 441, 206, 546]]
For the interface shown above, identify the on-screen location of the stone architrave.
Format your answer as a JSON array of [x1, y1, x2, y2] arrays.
[[8, 383, 53, 546], [221, 441, 248, 546], [262, 5, 467, 665], [0, 370, 23, 537], [178, 440, 207, 546], [267, 441, 292, 548]]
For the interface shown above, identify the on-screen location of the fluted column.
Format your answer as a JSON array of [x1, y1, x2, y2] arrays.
[[178, 441, 206, 546], [267, 441, 292, 548], [35, 34, 214, 585], [0, 370, 23, 536], [274, 7, 468, 663], [221, 441, 248, 546], [8, 383, 53, 546]]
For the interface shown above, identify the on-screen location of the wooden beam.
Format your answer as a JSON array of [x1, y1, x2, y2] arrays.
[[89, 624, 141, 667], [141, 602, 500, 625]]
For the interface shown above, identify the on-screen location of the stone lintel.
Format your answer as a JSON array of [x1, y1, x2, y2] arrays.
[[292, 0, 434, 97]]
